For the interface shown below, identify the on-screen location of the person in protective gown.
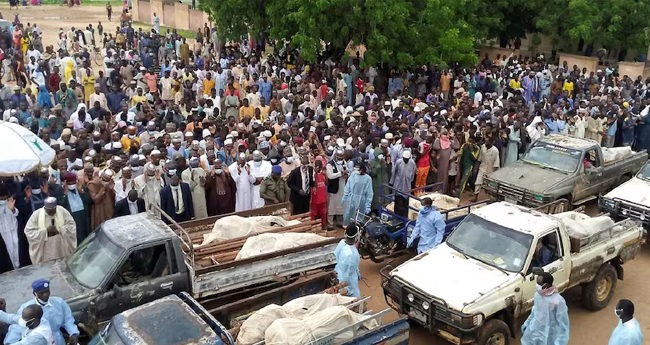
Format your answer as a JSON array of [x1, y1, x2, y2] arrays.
[[334, 224, 361, 298], [608, 299, 643, 345], [341, 161, 373, 228], [521, 272, 570, 345], [407, 197, 446, 254]]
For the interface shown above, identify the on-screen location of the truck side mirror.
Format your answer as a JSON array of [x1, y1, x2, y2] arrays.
[[112, 284, 125, 299], [531, 267, 544, 276]]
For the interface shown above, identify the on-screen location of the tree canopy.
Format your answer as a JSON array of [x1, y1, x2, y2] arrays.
[[199, 0, 650, 67]]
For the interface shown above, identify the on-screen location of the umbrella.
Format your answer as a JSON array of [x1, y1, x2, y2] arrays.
[[0, 121, 56, 176]]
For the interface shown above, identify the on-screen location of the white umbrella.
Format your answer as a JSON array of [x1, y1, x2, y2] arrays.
[[0, 121, 56, 176]]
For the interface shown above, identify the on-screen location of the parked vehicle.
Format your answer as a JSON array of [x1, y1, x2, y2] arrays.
[[0, 203, 339, 334], [367, 183, 489, 262], [88, 292, 410, 345], [599, 159, 650, 229], [382, 201, 644, 345], [483, 135, 647, 208]]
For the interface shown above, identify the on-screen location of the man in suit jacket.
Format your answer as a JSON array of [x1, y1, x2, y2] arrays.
[[113, 190, 146, 218], [287, 156, 314, 215], [159, 174, 194, 223]]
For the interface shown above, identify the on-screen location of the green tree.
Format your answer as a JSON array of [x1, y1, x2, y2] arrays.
[[202, 0, 478, 68]]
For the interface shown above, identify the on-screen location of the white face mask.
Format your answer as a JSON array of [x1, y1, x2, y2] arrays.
[[377, 154, 385, 160], [0, 200, 6, 207], [32, 188, 42, 195], [67, 184, 76, 190], [171, 185, 180, 191], [286, 157, 294, 164], [214, 169, 223, 175], [18, 317, 33, 328], [128, 134, 135, 139], [254, 161, 262, 167], [337, 160, 344, 165], [535, 284, 543, 291]]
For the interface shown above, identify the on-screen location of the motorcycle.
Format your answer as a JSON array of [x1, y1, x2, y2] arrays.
[[353, 211, 417, 263]]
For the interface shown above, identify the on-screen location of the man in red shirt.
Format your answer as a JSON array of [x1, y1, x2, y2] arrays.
[[311, 160, 328, 229]]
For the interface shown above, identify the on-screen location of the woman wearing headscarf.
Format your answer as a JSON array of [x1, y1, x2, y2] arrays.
[[432, 128, 459, 194], [455, 137, 480, 196], [37, 85, 52, 109]]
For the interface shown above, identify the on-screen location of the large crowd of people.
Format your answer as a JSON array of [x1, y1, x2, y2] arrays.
[[0, 7, 645, 345]]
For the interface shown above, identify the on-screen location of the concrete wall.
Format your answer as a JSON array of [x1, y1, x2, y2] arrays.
[[132, 0, 211, 31], [558, 53, 598, 73], [163, 4, 175, 27], [618, 62, 645, 79]]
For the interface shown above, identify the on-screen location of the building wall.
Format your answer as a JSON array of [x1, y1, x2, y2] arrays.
[[163, 4, 175, 27], [132, 0, 211, 31], [558, 53, 598, 73]]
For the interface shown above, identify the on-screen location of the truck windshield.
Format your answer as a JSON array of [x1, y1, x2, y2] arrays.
[[522, 141, 582, 173], [67, 229, 124, 289], [636, 162, 650, 181], [447, 213, 533, 272]]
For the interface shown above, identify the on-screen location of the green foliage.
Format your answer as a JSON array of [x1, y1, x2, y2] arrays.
[[201, 0, 650, 67]]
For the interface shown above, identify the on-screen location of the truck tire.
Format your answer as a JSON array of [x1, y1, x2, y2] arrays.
[[476, 319, 510, 345], [582, 263, 618, 311]]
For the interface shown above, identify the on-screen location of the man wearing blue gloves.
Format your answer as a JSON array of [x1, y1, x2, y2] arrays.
[[341, 161, 373, 228], [608, 299, 643, 345], [334, 224, 362, 297], [521, 272, 570, 345], [407, 197, 446, 254], [5, 279, 79, 345]]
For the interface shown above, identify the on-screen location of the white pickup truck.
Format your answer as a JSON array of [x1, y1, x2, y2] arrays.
[[381, 202, 644, 345], [600, 159, 650, 229]]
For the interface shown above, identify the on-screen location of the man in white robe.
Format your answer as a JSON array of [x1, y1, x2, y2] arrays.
[[113, 166, 134, 203], [181, 157, 208, 219], [132, 163, 165, 213], [229, 153, 254, 212], [472, 138, 500, 202], [0, 193, 20, 271], [247, 150, 272, 209], [24, 197, 77, 264]]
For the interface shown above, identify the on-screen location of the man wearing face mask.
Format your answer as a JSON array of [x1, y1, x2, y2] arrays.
[[228, 153, 254, 212], [389, 150, 416, 218], [114, 166, 135, 203], [160, 174, 194, 223], [341, 161, 373, 228], [205, 159, 237, 216], [278, 147, 299, 179], [113, 190, 146, 218], [132, 163, 164, 213], [260, 165, 290, 205], [609, 299, 643, 345], [369, 148, 391, 213], [1, 304, 53, 345], [407, 197, 445, 254], [326, 149, 348, 231], [58, 173, 91, 246], [181, 157, 208, 219], [287, 156, 314, 215], [120, 126, 141, 154], [24, 197, 76, 265], [139, 121, 160, 144], [248, 150, 272, 209], [521, 272, 570, 345], [87, 169, 115, 230], [6, 279, 79, 345]]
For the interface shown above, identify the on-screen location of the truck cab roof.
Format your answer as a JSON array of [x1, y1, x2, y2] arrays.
[[101, 212, 176, 249], [542, 134, 599, 150], [112, 294, 222, 345], [473, 202, 560, 236]]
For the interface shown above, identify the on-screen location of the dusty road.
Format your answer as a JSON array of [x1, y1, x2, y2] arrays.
[[357, 200, 650, 345]]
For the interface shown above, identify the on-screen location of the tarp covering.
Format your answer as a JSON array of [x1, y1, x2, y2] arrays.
[[198, 215, 302, 247], [235, 294, 356, 345], [264, 306, 378, 345], [385, 192, 470, 220], [235, 233, 328, 260], [554, 211, 615, 238]]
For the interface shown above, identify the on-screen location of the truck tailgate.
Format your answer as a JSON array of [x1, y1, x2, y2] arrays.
[[191, 238, 339, 298], [342, 317, 410, 345]]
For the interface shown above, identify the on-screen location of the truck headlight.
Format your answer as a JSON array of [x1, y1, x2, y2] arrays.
[[422, 301, 430, 310], [459, 313, 484, 328], [640, 214, 646, 221], [407, 293, 414, 302], [622, 209, 628, 216], [472, 314, 484, 326]]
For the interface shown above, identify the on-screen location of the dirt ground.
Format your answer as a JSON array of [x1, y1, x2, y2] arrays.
[[354, 199, 650, 345], [5, 5, 650, 344]]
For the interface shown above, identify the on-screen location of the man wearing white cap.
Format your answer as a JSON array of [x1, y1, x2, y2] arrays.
[[139, 121, 160, 144], [229, 153, 254, 212], [389, 151, 417, 218], [133, 162, 165, 214], [24, 197, 77, 264], [87, 169, 116, 229], [326, 149, 349, 230], [181, 157, 208, 219], [248, 150, 272, 209]]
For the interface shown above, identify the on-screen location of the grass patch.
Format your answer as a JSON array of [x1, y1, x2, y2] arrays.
[[133, 21, 195, 39]]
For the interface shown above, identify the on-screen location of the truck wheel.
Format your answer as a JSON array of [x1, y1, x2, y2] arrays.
[[582, 263, 617, 311], [476, 319, 510, 345]]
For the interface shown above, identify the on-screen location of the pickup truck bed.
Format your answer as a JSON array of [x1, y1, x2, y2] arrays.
[[164, 203, 340, 299]]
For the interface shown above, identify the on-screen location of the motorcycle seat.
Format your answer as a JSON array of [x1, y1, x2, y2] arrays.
[[385, 220, 406, 233]]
